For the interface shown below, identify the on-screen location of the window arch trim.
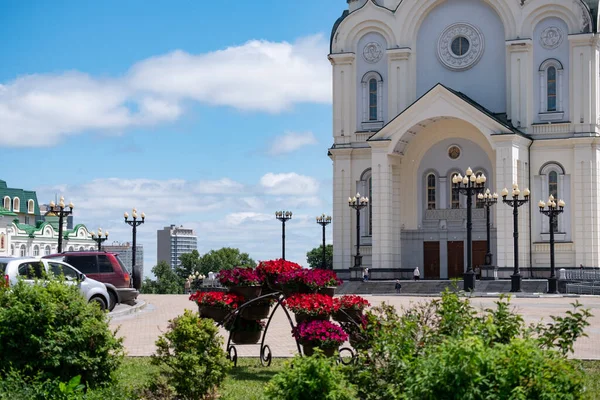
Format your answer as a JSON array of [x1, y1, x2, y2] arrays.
[[538, 58, 564, 120], [539, 162, 566, 234], [361, 71, 383, 130], [3, 196, 10, 210], [27, 199, 34, 214], [358, 168, 373, 236], [425, 171, 438, 210]]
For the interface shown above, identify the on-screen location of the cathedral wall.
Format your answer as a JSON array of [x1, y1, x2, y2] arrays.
[[416, 0, 506, 113]]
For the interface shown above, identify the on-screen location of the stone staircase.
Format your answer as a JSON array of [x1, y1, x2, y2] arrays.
[[336, 280, 550, 295]]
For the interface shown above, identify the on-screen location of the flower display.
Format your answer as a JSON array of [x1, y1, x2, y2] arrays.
[[256, 259, 303, 281], [292, 320, 348, 348], [189, 291, 244, 310], [284, 293, 337, 317], [333, 295, 370, 311], [217, 267, 262, 287], [277, 269, 343, 292]]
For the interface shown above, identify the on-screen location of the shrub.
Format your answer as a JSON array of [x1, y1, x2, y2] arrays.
[[0, 279, 123, 388], [151, 309, 230, 400], [265, 350, 358, 400]]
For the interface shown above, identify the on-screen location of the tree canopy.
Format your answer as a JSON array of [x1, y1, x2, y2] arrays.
[[196, 247, 255, 276], [141, 261, 183, 294], [306, 244, 333, 270]]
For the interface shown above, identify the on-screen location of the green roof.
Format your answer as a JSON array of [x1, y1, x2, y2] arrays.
[[0, 206, 17, 217], [0, 179, 41, 216]]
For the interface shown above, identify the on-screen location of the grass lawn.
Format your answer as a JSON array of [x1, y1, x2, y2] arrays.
[[118, 357, 600, 399]]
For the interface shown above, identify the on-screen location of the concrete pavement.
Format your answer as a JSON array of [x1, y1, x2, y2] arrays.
[[109, 294, 600, 359]]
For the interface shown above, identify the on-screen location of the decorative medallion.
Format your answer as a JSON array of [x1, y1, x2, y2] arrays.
[[437, 23, 485, 71], [362, 42, 383, 64], [540, 27, 563, 50], [448, 145, 461, 160]]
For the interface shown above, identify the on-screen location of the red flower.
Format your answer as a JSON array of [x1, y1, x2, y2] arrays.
[[284, 293, 337, 316], [292, 320, 348, 348], [218, 267, 262, 287], [333, 295, 370, 311], [189, 291, 244, 310]]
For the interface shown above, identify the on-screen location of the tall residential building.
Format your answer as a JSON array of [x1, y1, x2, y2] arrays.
[[102, 242, 144, 276], [157, 225, 197, 269]]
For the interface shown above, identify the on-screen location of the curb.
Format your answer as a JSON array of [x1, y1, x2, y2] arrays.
[[108, 300, 147, 318]]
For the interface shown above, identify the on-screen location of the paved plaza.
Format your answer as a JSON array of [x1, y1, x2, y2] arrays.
[[110, 294, 600, 359]]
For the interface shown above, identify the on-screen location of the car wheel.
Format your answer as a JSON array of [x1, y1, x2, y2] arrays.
[[108, 291, 118, 312], [90, 295, 107, 311], [133, 264, 142, 290]]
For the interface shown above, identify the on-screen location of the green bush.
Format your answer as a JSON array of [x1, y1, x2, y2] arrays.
[[344, 290, 591, 400], [151, 309, 231, 399], [0, 279, 123, 388], [265, 350, 358, 400]]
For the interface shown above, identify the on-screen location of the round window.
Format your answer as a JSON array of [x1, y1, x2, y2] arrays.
[[448, 146, 461, 160], [451, 36, 469, 57]]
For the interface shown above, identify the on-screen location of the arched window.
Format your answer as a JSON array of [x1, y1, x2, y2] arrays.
[[27, 200, 34, 214], [33, 245, 39, 257], [539, 59, 564, 120], [359, 169, 373, 237], [12, 197, 20, 212], [68, 246, 74, 252], [3, 197, 9, 210], [78, 246, 84, 252], [44, 245, 51, 256], [20, 245, 26, 257], [548, 170, 558, 233], [89, 246, 95, 251], [540, 162, 566, 234], [450, 173, 460, 209], [10, 244, 15, 256], [427, 174, 436, 210], [475, 171, 485, 209], [361, 71, 383, 129]]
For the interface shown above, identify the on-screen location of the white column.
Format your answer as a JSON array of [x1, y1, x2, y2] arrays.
[[370, 142, 394, 270], [387, 48, 412, 118], [329, 53, 356, 140], [569, 34, 594, 129], [330, 149, 353, 271], [506, 40, 533, 130]]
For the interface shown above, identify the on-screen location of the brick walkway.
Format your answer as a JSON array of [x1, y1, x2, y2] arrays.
[[109, 294, 600, 359]]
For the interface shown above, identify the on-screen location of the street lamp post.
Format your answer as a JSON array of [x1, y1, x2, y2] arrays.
[[275, 211, 292, 260], [45, 196, 74, 253], [477, 189, 499, 266], [124, 208, 145, 287], [316, 214, 332, 269], [501, 184, 530, 293], [348, 193, 369, 275], [91, 228, 109, 251], [538, 195, 565, 294], [452, 167, 486, 292]]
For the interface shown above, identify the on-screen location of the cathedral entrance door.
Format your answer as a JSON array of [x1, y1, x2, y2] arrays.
[[447, 241, 464, 279], [423, 241, 440, 279], [472, 241, 487, 276]]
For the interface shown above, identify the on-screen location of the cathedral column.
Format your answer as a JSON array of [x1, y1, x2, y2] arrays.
[[506, 40, 533, 131], [370, 142, 395, 270], [492, 135, 531, 272], [330, 148, 354, 272], [329, 53, 356, 142], [387, 48, 412, 118], [569, 34, 596, 132]]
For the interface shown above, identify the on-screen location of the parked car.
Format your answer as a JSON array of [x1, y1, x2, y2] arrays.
[[44, 251, 139, 311], [0, 256, 111, 311]]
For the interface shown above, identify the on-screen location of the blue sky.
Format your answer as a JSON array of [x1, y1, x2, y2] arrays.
[[0, 1, 346, 275]]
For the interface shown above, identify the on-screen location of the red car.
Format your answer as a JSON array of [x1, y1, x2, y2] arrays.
[[44, 251, 139, 311]]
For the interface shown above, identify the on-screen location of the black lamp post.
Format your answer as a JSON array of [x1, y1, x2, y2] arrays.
[[452, 167, 486, 292], [124, 208, 145, 287], [316, 214, 332, 269], [348, 193, 369, 273], [477, 188, 499, 266], [275, 211, 292, 260], [91, 228, 109, 251], [45, 196, 74, 253], [501, 184, 530, 293], [538, 195, 565, 294]]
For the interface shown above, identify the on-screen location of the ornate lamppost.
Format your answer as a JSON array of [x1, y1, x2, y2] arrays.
[[124, 208, 145, 287], [91, 228, 109, 251], [477, 188, 499, 267], [316, 214, 332, 269], [275, 211, 292, 260], [501, 184, 530, 293], [348, 193, 369, 278], [452, 167, 486, 292], [45, 196, 74, 253], [538, 195, 565, 294]]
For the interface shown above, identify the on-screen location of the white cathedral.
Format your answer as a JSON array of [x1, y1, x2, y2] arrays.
[[328, 0, 600, 280]]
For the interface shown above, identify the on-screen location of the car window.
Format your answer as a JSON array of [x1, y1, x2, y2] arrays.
[[49, 262, 79, 280], [98, 255, 114, 273], [65, 256, 97, 274], [115, 254, 130, 273], [18, 262, 45, 279]]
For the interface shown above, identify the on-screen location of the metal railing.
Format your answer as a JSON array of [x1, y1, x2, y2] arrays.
[[562, 269, 600, 281], [565, 282, 600, 295]]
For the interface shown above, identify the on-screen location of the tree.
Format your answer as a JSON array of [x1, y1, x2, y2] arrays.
[[141, 261, 183, 294], [176, 250, 201, 281], [306, 244, 333, 270], [197, 247, 255, 276]]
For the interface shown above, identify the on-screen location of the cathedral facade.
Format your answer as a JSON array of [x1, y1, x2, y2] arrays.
[[329, 0, 600, 280]]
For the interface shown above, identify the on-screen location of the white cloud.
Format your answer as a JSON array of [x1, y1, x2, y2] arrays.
[[260, 173, 319, 195], [268, 131, 318, 155], [0, 35, 331, 147]]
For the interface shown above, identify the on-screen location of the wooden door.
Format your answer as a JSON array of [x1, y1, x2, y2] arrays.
[[472, 241, 487, 269], [447, 241, 464, 279], [423, 241, 440, 279]]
